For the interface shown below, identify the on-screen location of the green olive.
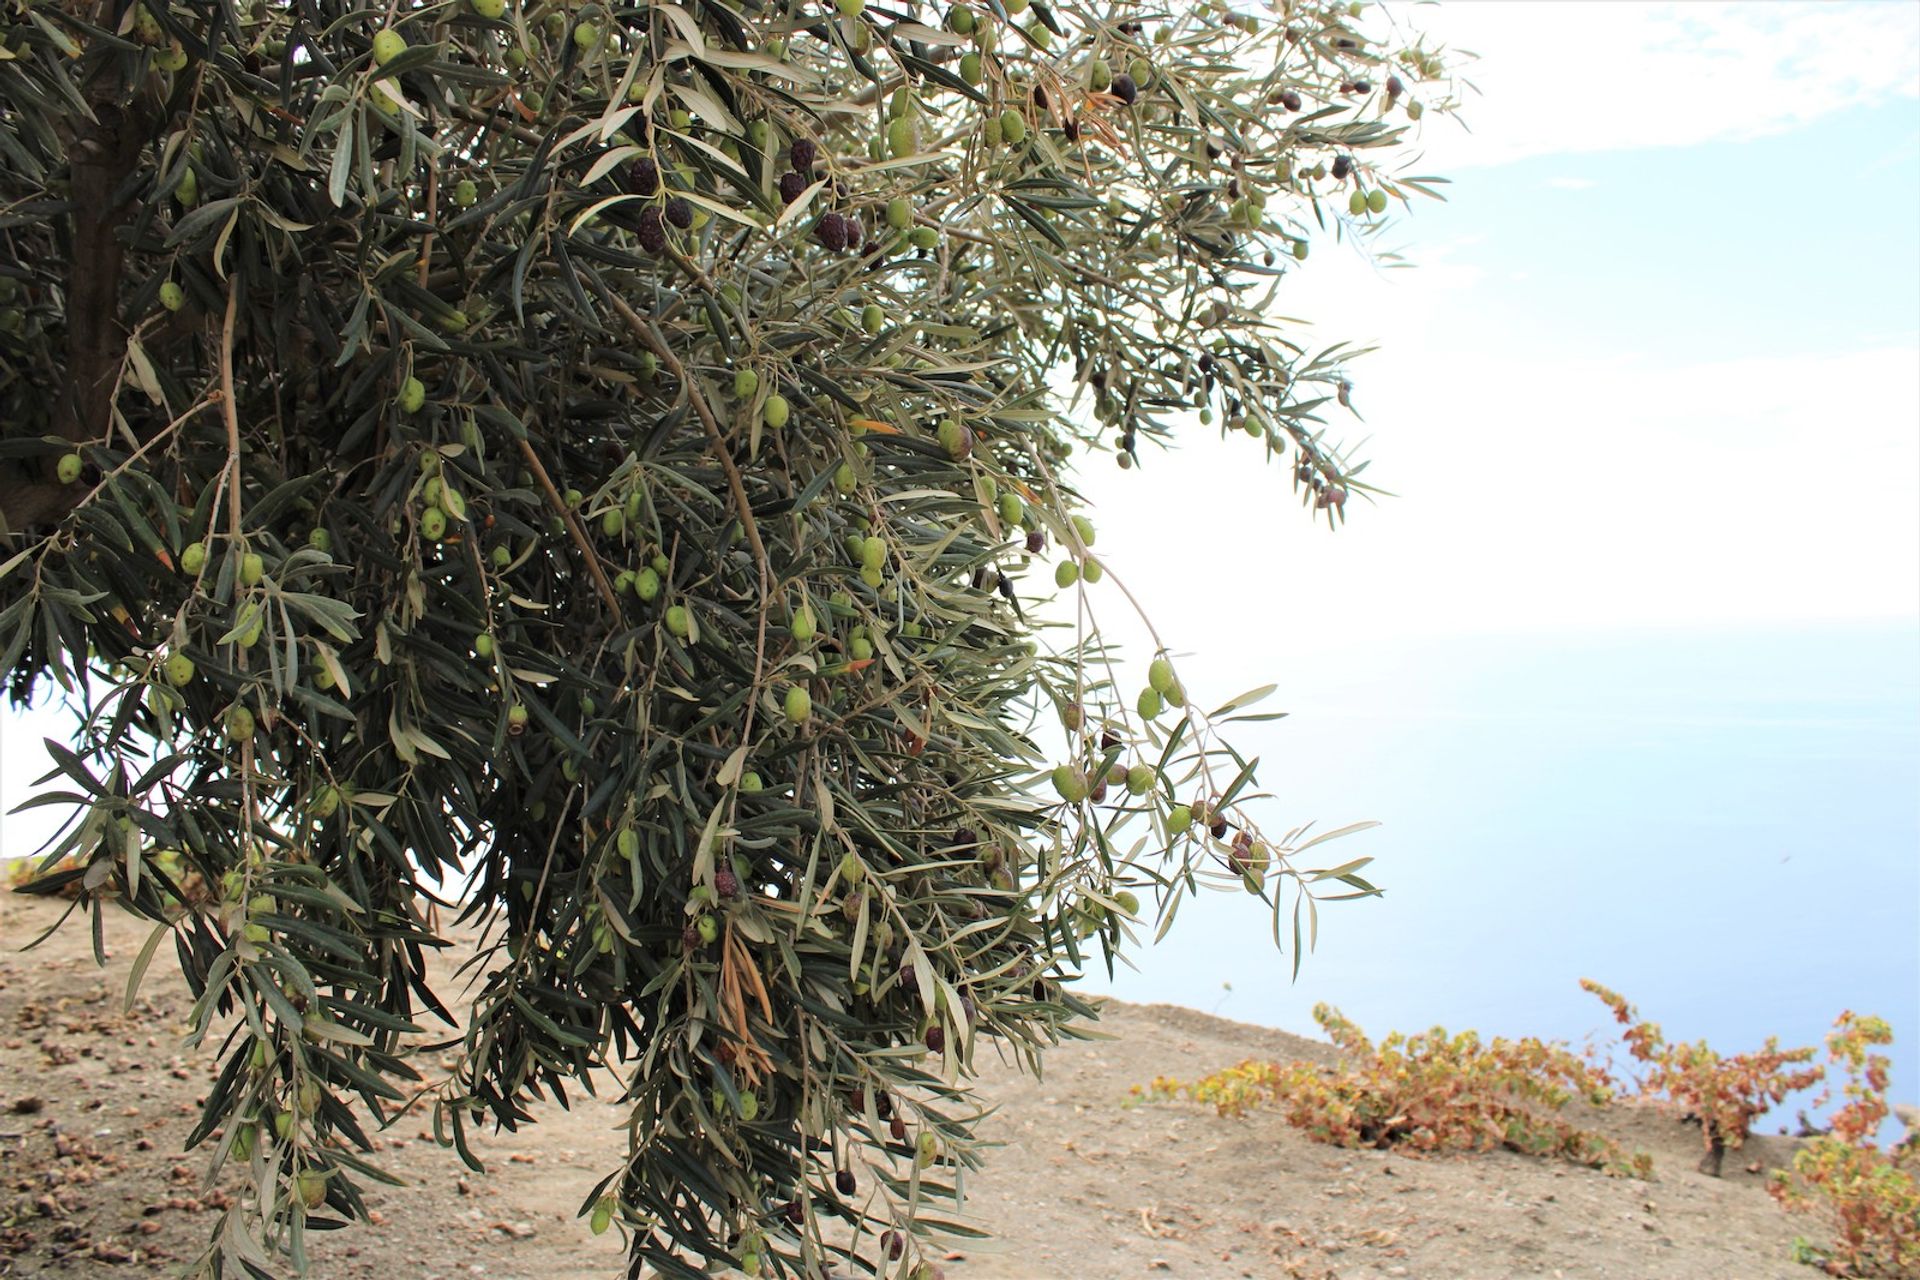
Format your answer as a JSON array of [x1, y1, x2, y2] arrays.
[[371, 28, 406, 65]]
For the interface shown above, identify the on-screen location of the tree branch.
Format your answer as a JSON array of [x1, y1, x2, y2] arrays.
[[0, 56, 153, 540]]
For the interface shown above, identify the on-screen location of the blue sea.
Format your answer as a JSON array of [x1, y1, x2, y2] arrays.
[[1083, 621, 1920, 1138]]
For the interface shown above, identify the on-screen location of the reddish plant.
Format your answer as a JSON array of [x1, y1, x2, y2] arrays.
[[1769, 1013, 1918, 1278], [1583, 979, 1823, 1176], [1134, 1003, 1651, 1177]]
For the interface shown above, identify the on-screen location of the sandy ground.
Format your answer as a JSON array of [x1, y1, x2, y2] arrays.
[[0, 889, 1824, 1279]]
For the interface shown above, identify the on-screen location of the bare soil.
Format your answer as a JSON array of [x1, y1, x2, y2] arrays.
[[0, 890, 1821, 1279]]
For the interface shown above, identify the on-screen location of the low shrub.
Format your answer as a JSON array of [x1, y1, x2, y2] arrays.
[[1134, 1002, 1651, 1177], [1583, 979, 1822, 1176], [1769, 1013, 1919, 1278]]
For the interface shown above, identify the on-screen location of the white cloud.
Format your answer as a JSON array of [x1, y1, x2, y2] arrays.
[[1386, 1, 1920, 170], [1077, 227, 1920, 659]]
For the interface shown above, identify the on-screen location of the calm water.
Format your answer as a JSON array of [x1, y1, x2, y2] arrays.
[[1083, 621, 1920, 1135]]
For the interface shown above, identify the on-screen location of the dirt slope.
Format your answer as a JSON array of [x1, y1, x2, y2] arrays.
[[0, 890, 1820, 1279]]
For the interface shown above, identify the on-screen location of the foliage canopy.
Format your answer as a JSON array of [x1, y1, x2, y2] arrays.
[[0, 0, 1456, 1272]]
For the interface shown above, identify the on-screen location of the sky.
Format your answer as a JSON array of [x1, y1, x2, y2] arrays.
[[1078, 0, 1920, 652], [1, 0, 1917, 1088]]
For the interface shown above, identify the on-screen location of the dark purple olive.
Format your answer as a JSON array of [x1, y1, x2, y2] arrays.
[[665, 196, 692, 229], [778, 170, 808, 205], [1110, 74, 1138, 105], [629, 157, 660, 195], [636, 208, 666, 253], [835, 1169, 856, 1196], [815, 212, 849, 251], [790, 138, 818, 170]]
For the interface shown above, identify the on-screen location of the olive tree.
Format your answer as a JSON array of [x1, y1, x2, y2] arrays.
[[0, 0, 1456, 1272]]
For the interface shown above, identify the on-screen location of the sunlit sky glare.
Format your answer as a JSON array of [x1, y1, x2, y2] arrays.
[[1079, 0, 1920, 663]]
